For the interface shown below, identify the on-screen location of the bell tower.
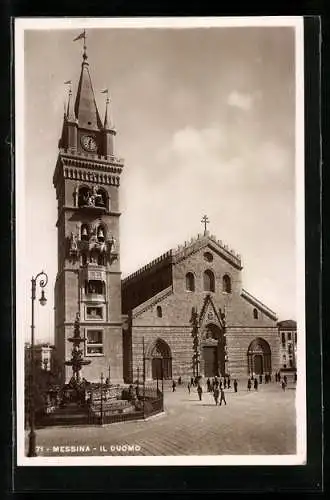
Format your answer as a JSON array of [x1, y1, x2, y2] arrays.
[[53, 40, 124, 382]]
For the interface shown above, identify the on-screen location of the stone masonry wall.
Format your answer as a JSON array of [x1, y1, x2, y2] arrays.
[[129, 243, 279, 381]]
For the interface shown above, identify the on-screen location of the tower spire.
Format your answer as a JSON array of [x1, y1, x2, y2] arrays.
[[101, 89, 111, 129], [65, 82, 76, 122], [73, 29, 102, 130]]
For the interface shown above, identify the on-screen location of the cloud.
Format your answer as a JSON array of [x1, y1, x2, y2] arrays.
[[227, 90, 254, 111]]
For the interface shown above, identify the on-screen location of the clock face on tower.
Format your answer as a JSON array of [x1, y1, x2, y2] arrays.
[[81, 135, 97, 152]]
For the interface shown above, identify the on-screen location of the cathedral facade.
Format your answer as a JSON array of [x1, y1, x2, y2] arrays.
[[122, 233, 280, 383], [53, 45, 281, 384]]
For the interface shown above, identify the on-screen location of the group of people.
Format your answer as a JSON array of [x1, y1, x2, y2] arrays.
[[184, 375, 240, 406], [171, 369, 296, 402], [246, 371, 295, 391]]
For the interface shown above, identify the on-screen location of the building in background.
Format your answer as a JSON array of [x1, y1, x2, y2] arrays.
[[25, 342, 55, 371], [278, 319, 297, 370]]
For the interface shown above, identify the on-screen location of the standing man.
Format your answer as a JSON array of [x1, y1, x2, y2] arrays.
[[247, 378, 252, 391], [219, 387, 227, 406], [187, 382, 191, 394], [172, 380, 177, 392], [233, 379, 238, 393], [213, 384, 220, 405], [197, 383, 203, 401]]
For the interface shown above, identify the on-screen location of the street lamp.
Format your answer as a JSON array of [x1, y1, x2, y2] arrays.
[[27, 270, 48, 457], [100, 372, 104, 425], [142, 337, 146, 418]]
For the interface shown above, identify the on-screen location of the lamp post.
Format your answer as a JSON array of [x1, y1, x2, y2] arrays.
[[27, 270, 48, 458], [100, 372, 104, 425], [161, 358, 164, 412], [142, 337, 146, 418]]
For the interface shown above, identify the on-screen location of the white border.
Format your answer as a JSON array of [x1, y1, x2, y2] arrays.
[[15, 16, 306, 467]]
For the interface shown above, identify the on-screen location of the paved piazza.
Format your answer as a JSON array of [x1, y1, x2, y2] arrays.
[[26, 381, 296, 457]]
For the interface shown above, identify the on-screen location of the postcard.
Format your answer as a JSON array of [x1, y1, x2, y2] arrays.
[[15, 16, 306, 467]]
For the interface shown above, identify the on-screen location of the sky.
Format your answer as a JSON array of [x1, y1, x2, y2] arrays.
[[17, 20, 303, 344]]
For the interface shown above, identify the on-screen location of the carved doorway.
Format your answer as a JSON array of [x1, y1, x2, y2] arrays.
[[150, 338, 172, 380], [203, 346, 218, 377], [253, 354, 263, 375], [247, 338, 271, 375], [201, 323, 226, 377]]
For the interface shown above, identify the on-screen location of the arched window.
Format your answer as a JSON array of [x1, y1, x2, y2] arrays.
[[81, 224, 89, 241], [78, 186, 90, 207], [185, 272, 195, 291], [223, 274, 232, 293], [203, 270, 215, 292], [253, 308, 258, 319], [156, 306, 162, 318]]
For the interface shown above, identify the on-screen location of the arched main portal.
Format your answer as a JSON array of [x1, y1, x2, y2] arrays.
[[247, 337, 271, 375], [201, 324, 226, 378], [147, 338, 172, 380]]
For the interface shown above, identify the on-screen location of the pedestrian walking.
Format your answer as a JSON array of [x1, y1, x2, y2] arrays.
[[259, 374, 262, 384], [207, 378, 211, 392], [283, 375, 288, 386], [282, 380, 286, 391], [247, 378, 252, 391], [254, 378, 258, 391], [187, 382, 191, 394], [178, 376, 182, 385], [294, 371, 297, 383], [224, 378, 227, 389], [219, 378, 223, 389], [227, 376, 231, 389], [219, 387, 227, 406], [213, 385, 219, 405], [197, 383, 203, 401], [172, 380, 177, 392], [233, 379, 238, 393]]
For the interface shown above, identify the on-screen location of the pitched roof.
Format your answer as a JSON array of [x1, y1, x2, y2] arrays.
[[131, 286, 173, 319], [241, 288, 278, 321]]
